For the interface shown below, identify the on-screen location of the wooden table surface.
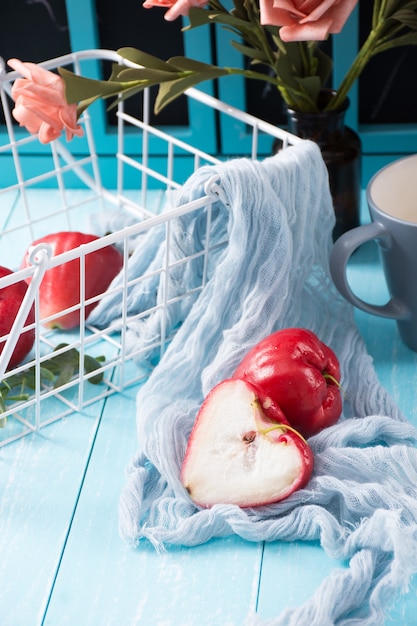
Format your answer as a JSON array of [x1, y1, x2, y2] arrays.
[[1, 190, 417, 626]]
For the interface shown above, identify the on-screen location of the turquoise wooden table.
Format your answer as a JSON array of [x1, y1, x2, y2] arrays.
[[1, 189, 417, 626]]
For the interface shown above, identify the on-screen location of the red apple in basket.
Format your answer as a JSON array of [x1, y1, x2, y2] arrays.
[[21, 232, 123, 329], [181, 378, 313, 508], [0, 265, 35, 369]]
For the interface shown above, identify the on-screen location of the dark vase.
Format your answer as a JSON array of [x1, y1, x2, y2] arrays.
[[285, 92, 362, 241]]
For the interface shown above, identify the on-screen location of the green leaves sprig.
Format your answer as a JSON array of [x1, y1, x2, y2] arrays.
[[330, 0, 417, 110], [60, 49, 230, 116], [59, 0, 417, 115], [0, 343, 105, 426]]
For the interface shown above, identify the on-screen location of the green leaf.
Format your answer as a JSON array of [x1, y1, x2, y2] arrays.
[[155, 68, 228, 113], [117, 48, 177, 72], [110, 66, 182, 82], [105, 84, 149, 111], [391, 8, 417, 29], [231, 0, 249, 20], [275, 50, 299, 87], [53, 363, 75, 389], [279, 41, 308, 76], [231, 40, 269, 63], [0, 392, 8, 413], [186, 5, 256, 35], [243, 0, 260, 22], [376, 31, 417, 53], [388, 0, 417, 16], [185, 7, 220, 28], [155, 76, 205, 113], [384, 0, 405, 16], [83, 354, 105, 385], [167, 56, 226, 73], [213, 23, 256, 46], [3, 393, 30, 402], [62, 50, 196, 107], [294, 75, 322, 104], [0, 344, 106, 416], [39, 366, 56, 384], [314, 47, 333, 85], [59, 68, 129, 105], [208, 11, 256, 31]]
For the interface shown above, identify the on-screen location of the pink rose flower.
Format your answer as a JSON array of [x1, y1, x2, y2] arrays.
[[259, 0, 358, 42], [8, 58, 84, 144], [143, 0, 208, 22]]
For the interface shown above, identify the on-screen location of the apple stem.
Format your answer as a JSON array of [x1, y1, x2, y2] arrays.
[[258, 423, 308, 446], [323, 373, 346, 398]]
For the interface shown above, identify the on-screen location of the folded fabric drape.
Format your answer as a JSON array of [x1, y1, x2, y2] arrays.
[[90, 140, 417, 625]]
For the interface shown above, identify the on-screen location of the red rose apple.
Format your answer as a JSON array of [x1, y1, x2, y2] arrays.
[[21, 232, 123, 329], [0, 265, 35, 370], [233, 328, 342, 438]]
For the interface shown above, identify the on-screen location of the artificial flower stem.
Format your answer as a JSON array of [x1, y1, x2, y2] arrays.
[[326, 22, 385, 111], [372, 0, 384, 28], [255, 25, 279, 67]]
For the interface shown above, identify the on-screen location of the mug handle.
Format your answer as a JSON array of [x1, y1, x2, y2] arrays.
[[329, 221, 409, 320]]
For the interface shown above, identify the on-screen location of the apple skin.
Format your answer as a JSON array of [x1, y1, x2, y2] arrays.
[[181, 379, 313, 508], [21, 232, 123, 330], [233, 328, 342, 438], [0, 266, 35, 370]]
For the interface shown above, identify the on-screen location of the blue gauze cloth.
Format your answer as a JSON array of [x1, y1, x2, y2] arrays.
[[89, 140, 417, 626]]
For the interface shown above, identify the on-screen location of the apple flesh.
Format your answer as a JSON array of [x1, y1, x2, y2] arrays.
[[181, 379, 313, 508]]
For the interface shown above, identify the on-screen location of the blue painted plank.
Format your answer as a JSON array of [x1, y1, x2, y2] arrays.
[[3, 186, 417, 626], [257, 541, 346, 619], [257, 224, 417, 624], [344, 236, 417, 624], [0, 400, 107, 626], [43, 384, 264, 626], [0, 188, 165, 270], [1, 186, 262, 625]]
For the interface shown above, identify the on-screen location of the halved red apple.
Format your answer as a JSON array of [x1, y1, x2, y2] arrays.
[[181, 378, 313, 508]]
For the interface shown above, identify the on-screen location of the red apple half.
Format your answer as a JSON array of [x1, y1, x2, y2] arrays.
[[181, 378, 313, 508]]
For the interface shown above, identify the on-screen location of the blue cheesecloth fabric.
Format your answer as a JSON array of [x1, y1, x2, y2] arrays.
[[88, 140, 417, 626]]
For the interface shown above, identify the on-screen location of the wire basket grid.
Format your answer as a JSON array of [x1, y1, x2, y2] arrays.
[[0, 49, 300, 446]]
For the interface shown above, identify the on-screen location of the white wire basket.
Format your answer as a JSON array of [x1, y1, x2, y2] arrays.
[[0, 49, 300, 447]]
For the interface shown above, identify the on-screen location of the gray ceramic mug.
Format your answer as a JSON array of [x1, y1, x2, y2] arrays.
[[330, 154, 417, 351]]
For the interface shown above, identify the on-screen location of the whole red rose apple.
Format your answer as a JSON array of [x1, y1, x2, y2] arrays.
[[0, 265, 35, 370], [21, 232, 123, 330], [233, 328, 342, 438]]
